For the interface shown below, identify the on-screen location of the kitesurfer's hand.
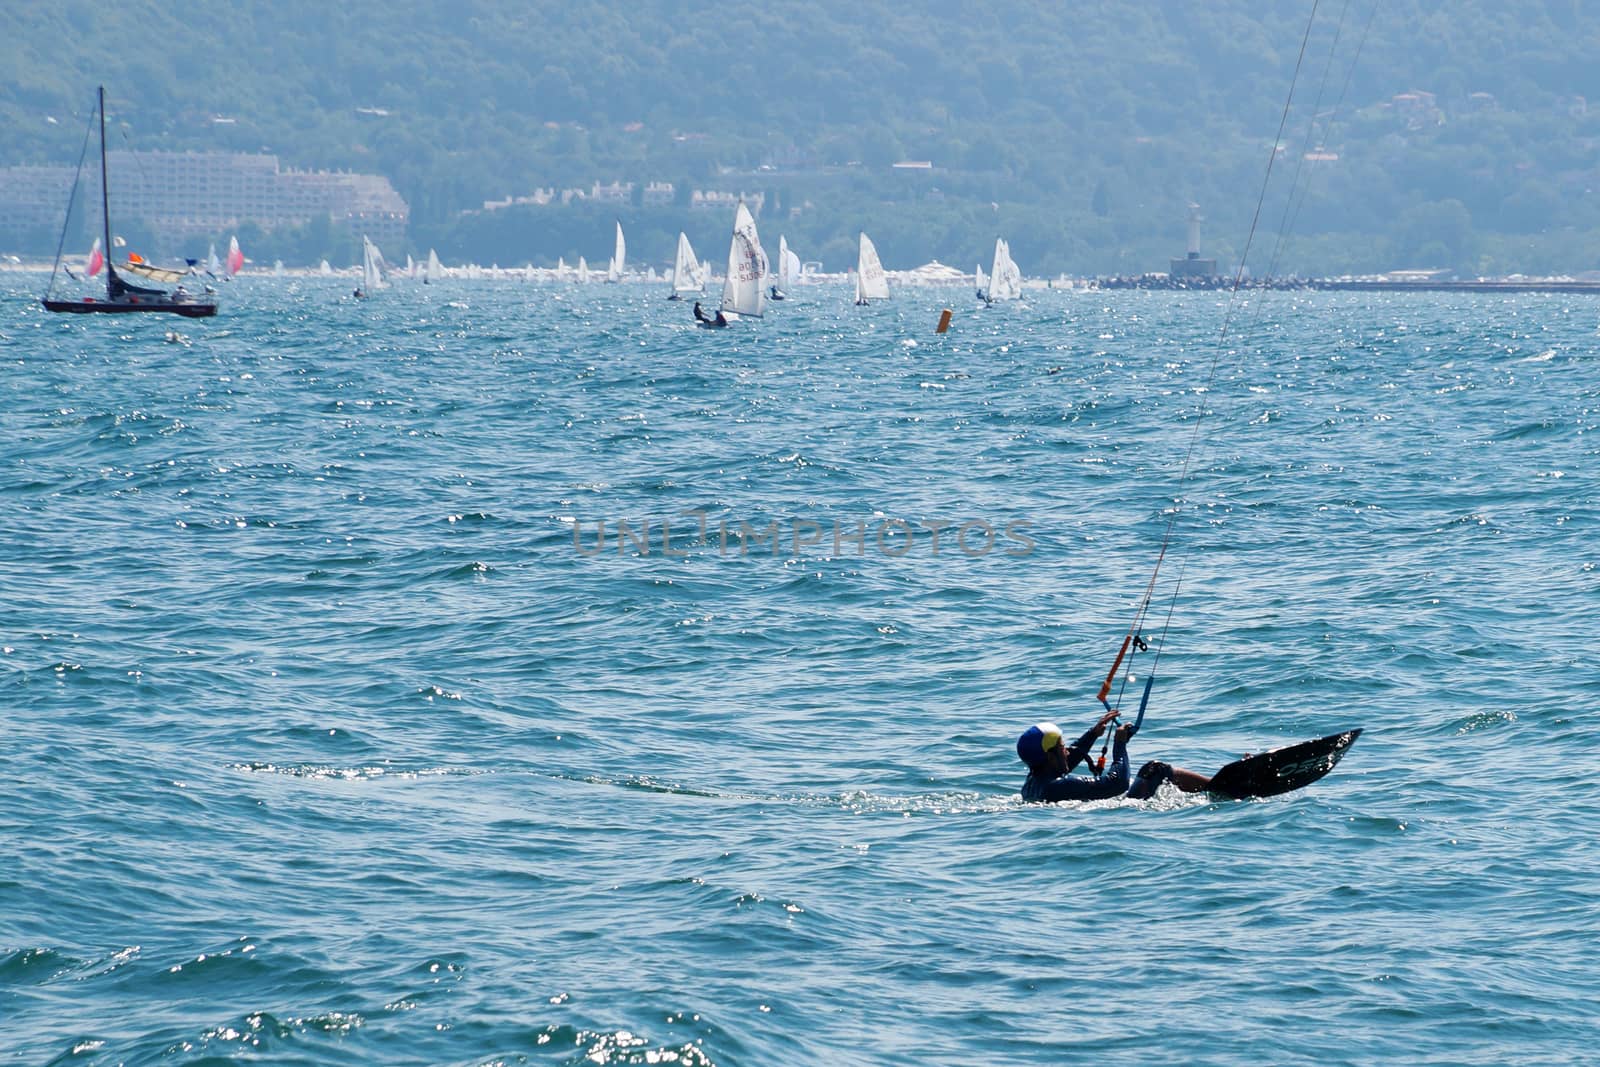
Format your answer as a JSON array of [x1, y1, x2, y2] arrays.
[[1093, 709, 1120, 735], [1114, 723, 1135, 745]]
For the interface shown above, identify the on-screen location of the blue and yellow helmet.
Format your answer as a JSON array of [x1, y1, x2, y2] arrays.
[[1017, 722, 1064, 769]]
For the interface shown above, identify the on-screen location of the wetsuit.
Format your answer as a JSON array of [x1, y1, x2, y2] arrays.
[[1126, 760, 1174, 800], [1021, 725, 1129, 802]]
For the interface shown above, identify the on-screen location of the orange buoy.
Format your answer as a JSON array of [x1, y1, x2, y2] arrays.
[[936, 308, 953, 333]]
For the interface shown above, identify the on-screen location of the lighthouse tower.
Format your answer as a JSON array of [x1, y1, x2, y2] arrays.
[[1170, 202, 1217, 279]]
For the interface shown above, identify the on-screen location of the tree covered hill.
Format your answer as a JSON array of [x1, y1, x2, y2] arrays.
[[5, 0, 1600, 273]]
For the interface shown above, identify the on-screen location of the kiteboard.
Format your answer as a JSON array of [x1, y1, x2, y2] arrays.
[[1205, 728, 1361, 800]]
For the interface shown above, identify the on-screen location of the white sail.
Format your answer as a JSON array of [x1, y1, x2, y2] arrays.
[[405, 253, 416, 279], [784, 247, 801, 288], [855, 232, 889, 303], [607, 221, 626, 282], [578, 256, 590, 284], [777, 235, 792, 290], [976, 263, 989, 296], [207, 242, 221, 276], [989, 238, 1023, 302], [319, 259, 333, 276], [720, 201, 767, 318], [362, 235, 387, 291], [425, 248, 442, 284], [672, 233, 704, 296]]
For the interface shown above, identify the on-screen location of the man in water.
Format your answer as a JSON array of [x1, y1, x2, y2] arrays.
[[1017, 712, 1213, 802]]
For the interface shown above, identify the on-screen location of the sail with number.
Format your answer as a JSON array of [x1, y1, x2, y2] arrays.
[[720, 201, 767, 318], [854, 232, 889, 305], [671, 232, 703, 299]]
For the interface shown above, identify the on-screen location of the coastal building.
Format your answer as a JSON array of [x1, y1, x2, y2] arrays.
[[0, 151, 408, 252], [690, 190, 765, 215]]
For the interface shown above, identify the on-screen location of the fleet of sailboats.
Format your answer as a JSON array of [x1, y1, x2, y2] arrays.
[[34, 97, 1026, 320]]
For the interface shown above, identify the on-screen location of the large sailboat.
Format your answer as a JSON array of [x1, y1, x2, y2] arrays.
[[720, 201, 767, 319], [669, 232, 704, 300], [41, 87, 217, 318], [853, 232, 889, 306]]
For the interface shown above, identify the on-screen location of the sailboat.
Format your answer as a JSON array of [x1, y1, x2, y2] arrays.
[[355, 234, 386, 297], [606, 221, 626, 283], [975, 263, 988, 301], [853, 232, 889, 306], [41, 87, 217, 318], [719, 201, 767, 320], [578, 256, 591, 284], [227, 236, 244, 277], [669, 232, 704, 300], [424, 248, 442, 284], [985, 238, 1022, 304], [769, 235, 792, 300]]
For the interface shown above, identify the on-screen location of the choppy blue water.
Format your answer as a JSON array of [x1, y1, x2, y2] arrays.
[[2, 274, 1597, 1065]]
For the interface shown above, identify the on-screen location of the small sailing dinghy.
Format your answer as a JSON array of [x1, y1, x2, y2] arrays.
[[41, 87, 217, 319], [668, 232, 704, 300], [853, 232, 889, 306], [354, 235, 387, 298], [606, 221, 626, 283], [716, 201, 767, 321], [769, 235, 799, 300], [984, 237, 1022, 304]]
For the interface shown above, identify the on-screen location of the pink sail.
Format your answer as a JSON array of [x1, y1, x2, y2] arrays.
[[226, 236, 244, 277], [86, 238, 103, 277]]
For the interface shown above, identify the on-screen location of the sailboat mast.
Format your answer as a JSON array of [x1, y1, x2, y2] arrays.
[[97, 86, 112, 298]]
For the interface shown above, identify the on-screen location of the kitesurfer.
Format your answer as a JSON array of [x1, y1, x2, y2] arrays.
[[1017, 712, 1212, 802]]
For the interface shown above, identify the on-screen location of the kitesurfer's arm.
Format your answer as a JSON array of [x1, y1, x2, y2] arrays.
[[1035, 730, 1130, 802], [1062, 709, 1121, 773]]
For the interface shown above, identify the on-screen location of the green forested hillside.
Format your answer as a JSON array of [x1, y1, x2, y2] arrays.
[[5, 1, 1600, 273]]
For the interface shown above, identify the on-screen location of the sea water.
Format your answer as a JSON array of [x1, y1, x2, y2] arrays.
[[2, 276, 1596, 1065]]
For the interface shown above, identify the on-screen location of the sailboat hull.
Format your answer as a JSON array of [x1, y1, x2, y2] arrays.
[[43, 297, 218, 318]]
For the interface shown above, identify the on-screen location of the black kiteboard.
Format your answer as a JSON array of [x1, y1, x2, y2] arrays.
[[1206, 728, 1362, 800]]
